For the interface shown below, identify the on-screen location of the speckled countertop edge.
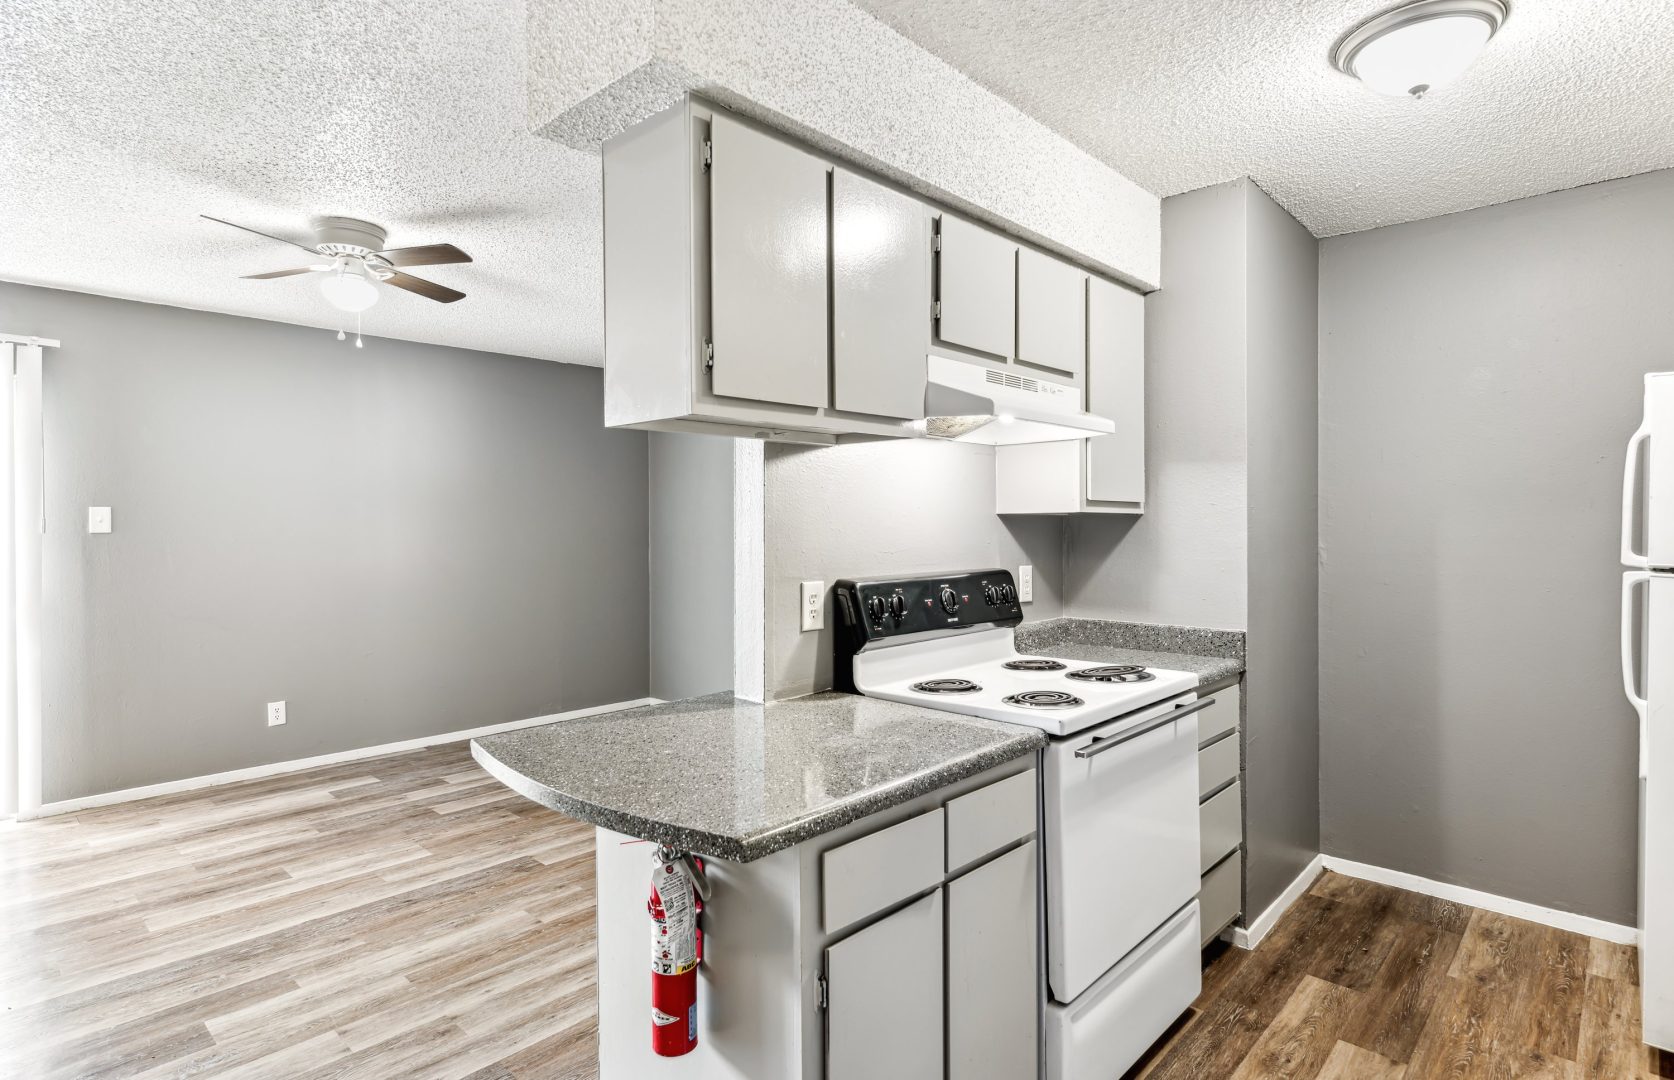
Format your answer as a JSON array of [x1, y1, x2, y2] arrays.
[[1016, 617, 1246, 687]]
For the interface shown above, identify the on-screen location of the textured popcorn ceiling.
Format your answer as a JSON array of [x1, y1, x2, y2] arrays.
[[1, 1, 605, 364], [850, 0, 1674, 236]]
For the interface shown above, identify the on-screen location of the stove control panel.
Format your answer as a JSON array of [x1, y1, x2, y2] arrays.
[[835, 569, 1023, 652]]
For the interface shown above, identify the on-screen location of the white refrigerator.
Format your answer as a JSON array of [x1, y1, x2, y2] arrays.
[[1622, 372, 1674, 1052]]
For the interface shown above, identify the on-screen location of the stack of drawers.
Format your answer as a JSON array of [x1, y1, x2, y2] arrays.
[[1197, 678, 1243, 946]]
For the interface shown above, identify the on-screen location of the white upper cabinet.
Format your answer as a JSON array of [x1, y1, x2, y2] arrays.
[[1085, 276, 1145, 507], [935, 215, 1016, 361], [833, 169, 930, 420], [1017, 248, 1087, 380], [709, 113, 831, 410]]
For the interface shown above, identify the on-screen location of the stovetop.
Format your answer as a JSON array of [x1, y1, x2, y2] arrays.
[[849, 627, 1197, 737]]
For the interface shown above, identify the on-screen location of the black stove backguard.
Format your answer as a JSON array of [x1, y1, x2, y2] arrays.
[[833, 569, 1023, 693]]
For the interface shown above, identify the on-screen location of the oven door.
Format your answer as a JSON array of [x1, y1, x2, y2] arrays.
[[1043, 693, 1205, 1003]]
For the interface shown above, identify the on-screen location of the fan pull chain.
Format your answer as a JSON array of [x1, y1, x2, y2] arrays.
[[355, 312, 364, 349]]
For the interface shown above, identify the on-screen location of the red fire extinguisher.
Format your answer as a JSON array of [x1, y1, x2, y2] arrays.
[[649, 847, 708, 1057]]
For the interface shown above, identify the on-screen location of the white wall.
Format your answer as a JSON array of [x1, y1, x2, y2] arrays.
[[649, 432, 735, 700], [1318, 169, 1674, 925], [763, 438, 1063, 699]]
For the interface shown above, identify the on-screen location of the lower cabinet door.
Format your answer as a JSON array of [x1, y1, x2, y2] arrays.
[[825, 890, 944, 1080], [948, 841, 1039, 1080]]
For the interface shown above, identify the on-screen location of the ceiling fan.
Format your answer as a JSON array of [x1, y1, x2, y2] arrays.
[[201, 214, 471, 311]]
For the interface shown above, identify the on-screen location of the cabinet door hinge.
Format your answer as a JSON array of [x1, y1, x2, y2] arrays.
[[703, 339, 715, 371], [932, 300, 942, 320], [932, 232, 942, 253], [701, 139, 713, 172], [817, 974, 828, 1010]]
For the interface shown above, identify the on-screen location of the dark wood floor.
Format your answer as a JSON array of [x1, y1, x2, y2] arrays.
[[1133, 871, 1673, 1080], [0, 744, 599, 1080]]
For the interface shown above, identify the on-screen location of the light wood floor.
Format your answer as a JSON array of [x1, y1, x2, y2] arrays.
[[1133, 871, 1674, 1080], [1, 743, 599, 1079], [8, 746, 1671, 1080]]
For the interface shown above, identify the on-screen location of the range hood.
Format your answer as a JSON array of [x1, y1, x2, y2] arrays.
[[919, 355, 1114, 445]]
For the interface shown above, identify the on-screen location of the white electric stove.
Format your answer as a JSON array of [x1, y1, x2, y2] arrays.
[[835, 569, 1211, 1080]]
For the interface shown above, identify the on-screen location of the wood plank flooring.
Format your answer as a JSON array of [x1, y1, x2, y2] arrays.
[[0, 744, 599, 1079], [1132, 871, 1674, 1080], [7, 745, 1671, 1079]]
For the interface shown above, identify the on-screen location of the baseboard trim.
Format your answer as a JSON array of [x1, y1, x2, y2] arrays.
[[25, 697, 661, 820], [1230, 853, 1325, 950], [1323, 856, 1638, 945]]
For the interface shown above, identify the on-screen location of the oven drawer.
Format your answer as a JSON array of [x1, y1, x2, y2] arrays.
[[1200, 780, 1242, 873], [1045, 901, 1201, 1080], [1044, 695, 1202, 1003]]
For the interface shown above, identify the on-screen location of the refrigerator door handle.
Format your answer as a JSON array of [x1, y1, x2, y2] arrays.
[[1624, 418, 1652, 569], [1624, 571, 1652, 779]]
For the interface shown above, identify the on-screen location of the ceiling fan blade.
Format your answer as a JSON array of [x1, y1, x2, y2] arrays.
[[200, 214, 319, 255], [384, 271, 465, 304], [241, 266, 323, 280], [371, 243, 472, 267]]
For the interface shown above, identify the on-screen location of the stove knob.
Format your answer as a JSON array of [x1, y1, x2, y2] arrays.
[[983, 584, 1002, 606], [939, 586, 960, 615], [866, 595, 886, 622], [887, 593, 908, 620], [1003, 583, 1017, 603]]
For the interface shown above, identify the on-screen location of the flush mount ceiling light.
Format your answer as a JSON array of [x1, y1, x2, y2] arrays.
[[1333, 0, 1507, 99]]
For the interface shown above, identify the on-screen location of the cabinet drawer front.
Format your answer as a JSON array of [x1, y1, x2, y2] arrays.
[[1017, 248, 1086, 379], [936, 216, 1016, 360], [826, 889, 945, 1080], [1045, 901, 1200, 1080], [1197, 682, 1240, 746], [1200, 851, 1242, 947], [948, 841, 1039, 1080], [1200, 781, 1242, 873], [823, 808, 945, 932], [946, 769, 1037, 872], [709, 114, 830, 409], [1198, 733, 1240, 800]]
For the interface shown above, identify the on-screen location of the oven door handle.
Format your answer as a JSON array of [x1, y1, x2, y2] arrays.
[[1073, 698, 1215, 760]]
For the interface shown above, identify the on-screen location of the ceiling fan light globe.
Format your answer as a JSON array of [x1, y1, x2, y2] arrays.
[[319, 268, 380, 312]]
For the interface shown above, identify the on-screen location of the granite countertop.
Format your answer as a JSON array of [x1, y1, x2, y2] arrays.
[[1016, 617, 1245, 688], [472, 692, 1045, 863]]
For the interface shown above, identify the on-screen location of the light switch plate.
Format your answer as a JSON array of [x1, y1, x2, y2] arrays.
[[267, 701, 286, 727], [1018, 565, 1033, 603], [88, 507, 112, 534], [800, 580, 825, 632]]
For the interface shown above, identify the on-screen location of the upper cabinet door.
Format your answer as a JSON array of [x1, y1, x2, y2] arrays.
[[825, 889, 945, 1080], [708, 114, 830, 409], [1017, 247, 1087, 379], [1085, 277, 1145, 506], [833, 169, 929, 420], [936, 216, 1016, 360]]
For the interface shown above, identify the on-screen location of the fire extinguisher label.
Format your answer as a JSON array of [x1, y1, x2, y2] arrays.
[[652, 1008, 681, 1027], [650, 861, 699, 975]]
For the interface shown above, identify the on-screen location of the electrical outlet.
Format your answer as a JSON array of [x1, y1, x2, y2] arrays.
[[1018, 565, 1034, 603], [800, 580, 825, 632], [87, 507, 112, 534], [267, 701, 286, 727]]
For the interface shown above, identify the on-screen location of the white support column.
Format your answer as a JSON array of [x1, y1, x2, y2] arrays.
[[13, 343, 43, 819], [732, 439, 765, 702]]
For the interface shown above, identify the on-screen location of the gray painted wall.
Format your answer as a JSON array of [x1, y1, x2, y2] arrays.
[[1, 282, 650, 803], [1242, 183, 1322, 918], [1319, 171, 1674, 925], [763, 438, 1063, 699], [1065, 180, 1250, 631], [648, 432, 734, 700], [1061, 179, 1321, 920]]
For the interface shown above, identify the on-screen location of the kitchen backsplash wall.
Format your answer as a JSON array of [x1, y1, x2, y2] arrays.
[[1319, 168, 1674, 927], [4, 282, 651, 803], [762, 437, 1064, 699]]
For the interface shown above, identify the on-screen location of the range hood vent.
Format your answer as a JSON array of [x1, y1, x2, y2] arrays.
[[919, 355, 1114, 445]]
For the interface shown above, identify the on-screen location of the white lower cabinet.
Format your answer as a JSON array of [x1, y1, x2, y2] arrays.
[[1045, 902, 1201, 1080], [948, 841, 1040, 1080], [825, 890, 945, 1080]]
